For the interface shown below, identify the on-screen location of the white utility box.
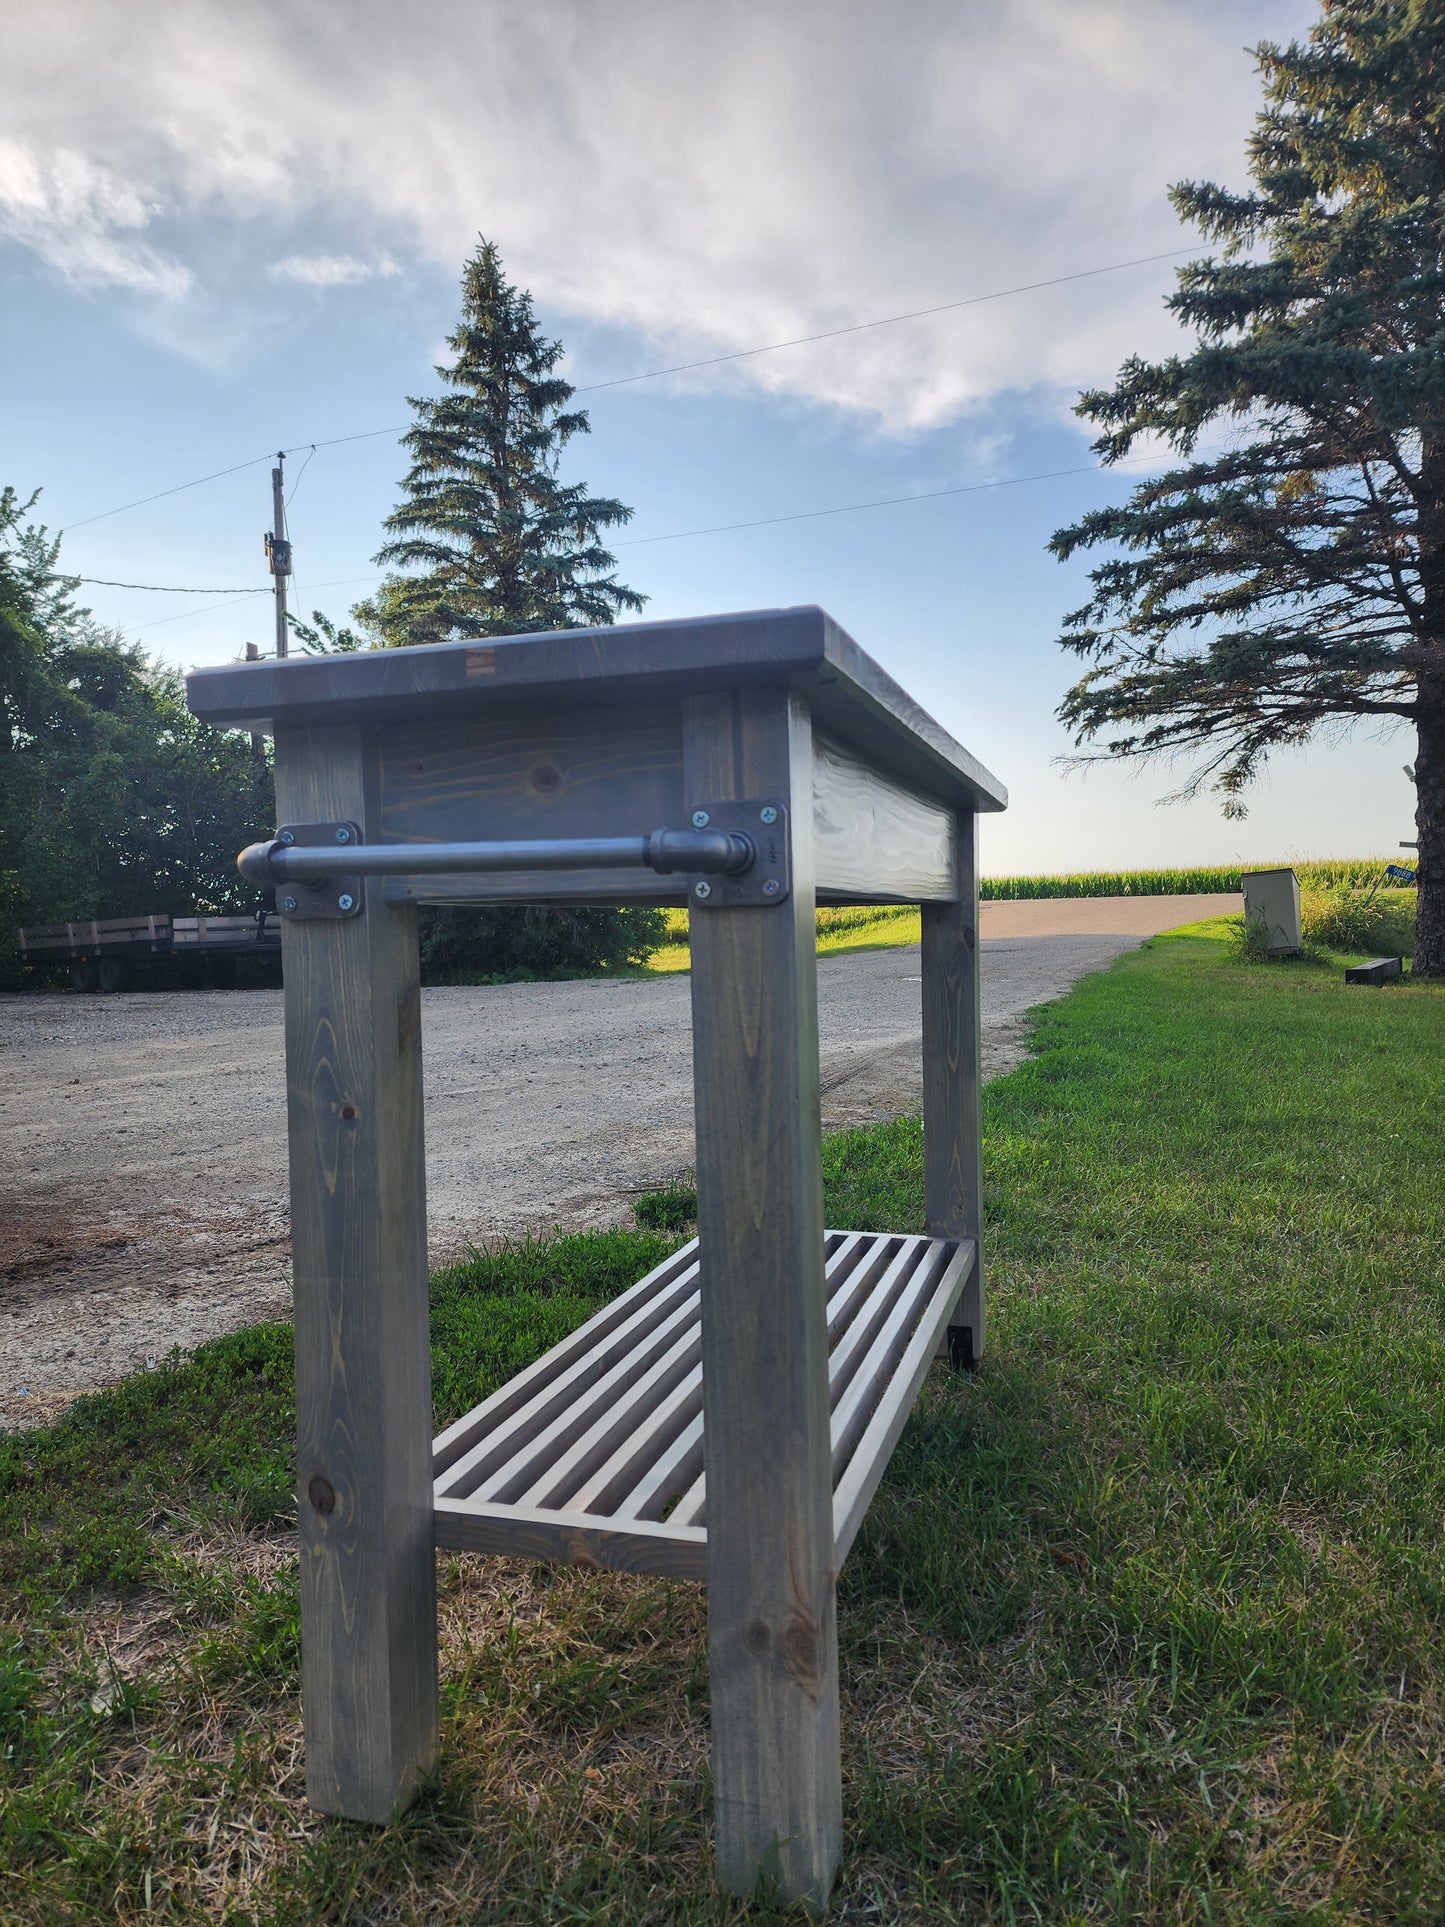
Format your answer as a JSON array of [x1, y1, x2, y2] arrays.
[[1241, 867, 1302, 954]]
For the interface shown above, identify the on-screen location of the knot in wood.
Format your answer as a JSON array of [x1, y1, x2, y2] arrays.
[[781, 1609, 823, 1695], [307, 1473, 337, 1516]]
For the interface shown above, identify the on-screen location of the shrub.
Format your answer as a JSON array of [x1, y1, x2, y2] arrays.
[[418, 905, 666, 984], [1300, 881, 1415, 955]]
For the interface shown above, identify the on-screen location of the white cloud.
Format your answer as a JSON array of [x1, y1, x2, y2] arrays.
[[267, 252, 399, 286], [1, 0, 1315, 424], [0, 137, 190, 297]]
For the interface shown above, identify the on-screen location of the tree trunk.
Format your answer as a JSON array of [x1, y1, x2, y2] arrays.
[[1413, 691, 1445, 977]]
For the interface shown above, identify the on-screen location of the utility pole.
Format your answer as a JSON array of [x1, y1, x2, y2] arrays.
[[265, 451, 291, 658], [244, 643, 267, 783]]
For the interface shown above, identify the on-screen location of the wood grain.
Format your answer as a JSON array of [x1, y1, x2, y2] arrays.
[[921, 806, 986, 1359], [376, 700, 686, 905], [433, 1499, 709, 1581], [812, 732, 956, 902], [275, 722, 438, 1824], [684, 688, 842, 1912]]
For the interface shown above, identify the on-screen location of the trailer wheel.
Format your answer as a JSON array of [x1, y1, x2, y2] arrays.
[[97, 958, 130, 993], [71, 961, 100, 993]]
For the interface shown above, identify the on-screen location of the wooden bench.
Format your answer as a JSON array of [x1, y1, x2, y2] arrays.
[[187, 605, 1007, 1910]]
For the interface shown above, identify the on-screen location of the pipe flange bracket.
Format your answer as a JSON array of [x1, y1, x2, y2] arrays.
[[688, 801, 790, 906], [274, 822, 364, 920]]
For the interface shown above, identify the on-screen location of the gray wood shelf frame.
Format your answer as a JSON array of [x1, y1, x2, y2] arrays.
[[187, 606, 1004, 1914]]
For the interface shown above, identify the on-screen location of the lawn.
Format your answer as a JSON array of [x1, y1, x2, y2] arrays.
[[3, 932, 1443, 1923]]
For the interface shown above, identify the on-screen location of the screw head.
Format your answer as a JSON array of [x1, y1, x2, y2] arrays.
[[337, 893, 355, 912], [279, 830, 296, 846], [691, 809, 710, 828], [759, 805, 779, 825], [281, 895, 298, 913], [762, 878, 781, 897], [335, 826, 352, 845], [694, 880, 712, 900]]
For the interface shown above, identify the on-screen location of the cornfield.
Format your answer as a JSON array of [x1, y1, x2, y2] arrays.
[[658, 859, 1407, 953]]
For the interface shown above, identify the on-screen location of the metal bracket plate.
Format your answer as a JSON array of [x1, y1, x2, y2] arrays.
[[688, 801, 790, 907], [274, 822, 364, 920]]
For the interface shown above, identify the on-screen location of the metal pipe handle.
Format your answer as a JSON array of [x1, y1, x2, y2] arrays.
[[238, 826, 755, 886]]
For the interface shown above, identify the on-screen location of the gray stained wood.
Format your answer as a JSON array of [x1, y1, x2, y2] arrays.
[[186, 606, 1006, 817], [275, 723, 439, 1824], [191, 605, 1007, 1913], [431, 1230, 976, 1585], [812, 731, 956, 903], [682, 686, 841, 1910], [921, 806, 986, 1358], [374, 701, 687, 906]]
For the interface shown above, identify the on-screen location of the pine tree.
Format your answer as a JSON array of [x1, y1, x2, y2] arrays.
[[1049, 0, 1445, 975], [353, 238, 645, 643]]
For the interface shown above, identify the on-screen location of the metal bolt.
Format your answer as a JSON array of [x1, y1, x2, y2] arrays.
[[691, 809, 710, 828], [759, 805, 778, 825], [694, 880, 712, 900], [762, 878, 781, 897], [279, 830, 296, 846], [281, 895, 298, 913], [337, 893, 355, 912], [335, 826, 352, 844]]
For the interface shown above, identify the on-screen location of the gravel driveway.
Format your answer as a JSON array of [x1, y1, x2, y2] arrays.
[[0, 896, 1236, 1423]]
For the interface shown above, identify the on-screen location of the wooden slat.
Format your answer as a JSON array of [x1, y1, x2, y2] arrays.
[[474, 1291, 701, 1505], [431, 1231, 970, 1598], [668, 1234, 920, 1531], [833, 1241, 976, 1569], [433, 1240, 697, 1479], [611, 1232, 885, 1529], [829, 1242, 955, 1481], [431, 1498, 708, 1580]]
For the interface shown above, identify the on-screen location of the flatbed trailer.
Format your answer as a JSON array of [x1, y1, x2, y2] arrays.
[[16, 912, 281, 990]]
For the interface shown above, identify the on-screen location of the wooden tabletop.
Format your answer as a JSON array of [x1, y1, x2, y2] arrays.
[[185, 605, 1007, 815]]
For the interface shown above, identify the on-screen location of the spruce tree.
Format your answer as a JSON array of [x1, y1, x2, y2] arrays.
[[349, 243, 662, 981], [353, 238, 645, 643], [1049, 0, 1445, 975]]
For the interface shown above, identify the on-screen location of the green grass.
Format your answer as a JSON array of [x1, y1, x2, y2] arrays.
[[3, 935, 1444, 1921]]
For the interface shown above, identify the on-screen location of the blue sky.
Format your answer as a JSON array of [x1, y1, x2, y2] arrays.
[[2, 0, 1414, 875]]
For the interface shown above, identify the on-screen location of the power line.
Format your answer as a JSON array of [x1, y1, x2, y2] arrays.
[[285, 444, 317, 505], [60, 453, 276, 533], [77, 576, 267, 594], [576, 247, 1193, 394], [617, 461, 1125, 547], [132, 449, 1190, 628], [131, 570, 382, 630], [58, 244, 1192, 534]]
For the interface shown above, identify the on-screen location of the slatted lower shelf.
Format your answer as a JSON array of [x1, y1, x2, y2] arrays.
[[433, 1229, 975, 1581]]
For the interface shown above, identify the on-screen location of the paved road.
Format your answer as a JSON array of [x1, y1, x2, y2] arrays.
[[0, 895, 1236, 1422]]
